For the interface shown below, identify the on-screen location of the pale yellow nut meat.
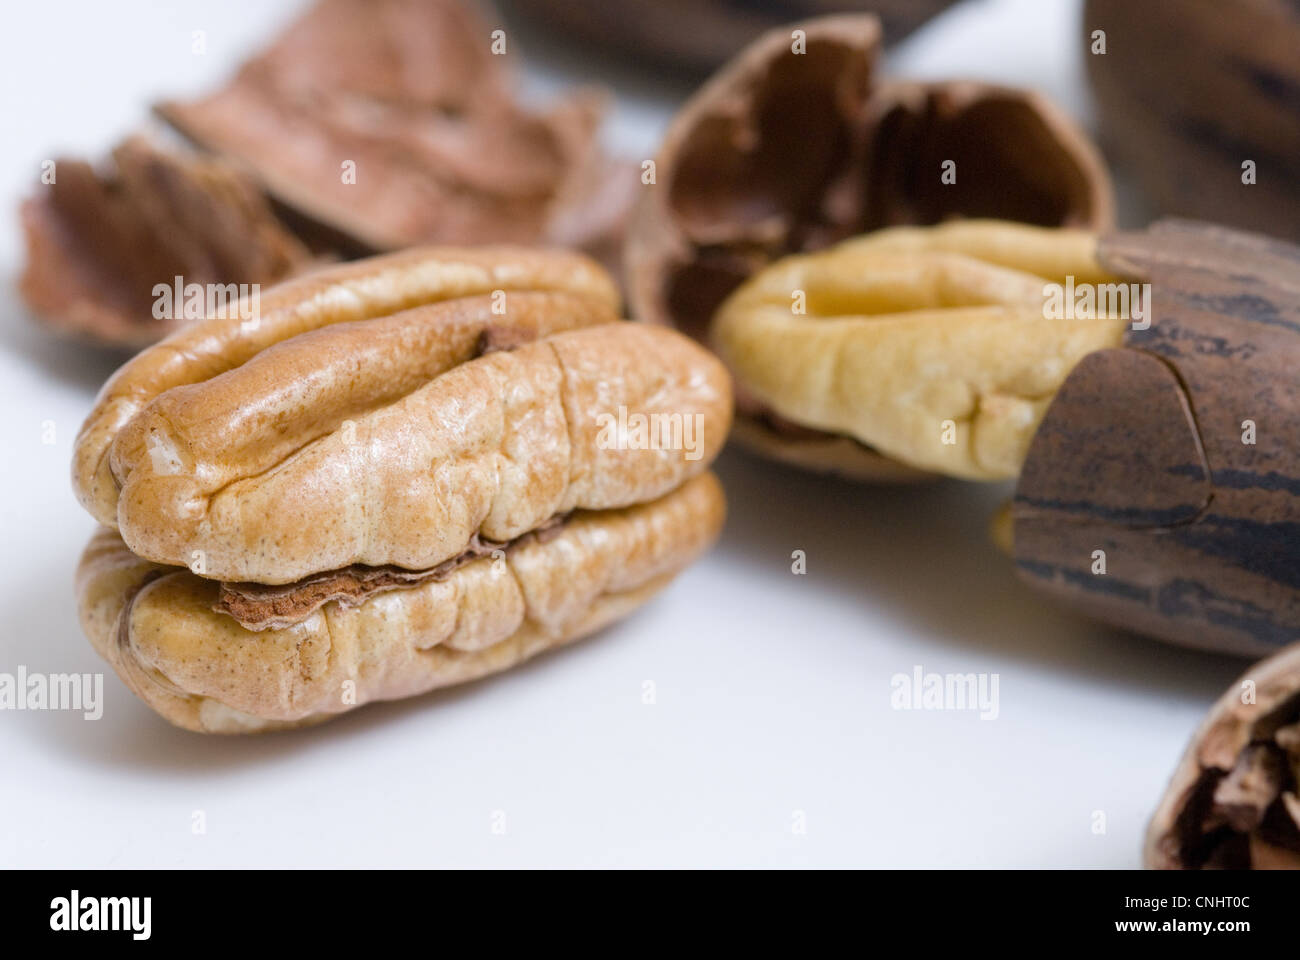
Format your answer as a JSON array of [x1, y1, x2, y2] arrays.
[[74, 245, 621, 528], [835, 220, 1118, 284], [77, 472, 726, 733], [712, 220, 1130, 479]]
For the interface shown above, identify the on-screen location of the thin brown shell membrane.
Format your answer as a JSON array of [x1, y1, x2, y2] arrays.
[[1085, 0, 1300, 244], [1147, 644, 1300, 869], [625, 14, 1112, 480], [1012, 220, 1300, 659]]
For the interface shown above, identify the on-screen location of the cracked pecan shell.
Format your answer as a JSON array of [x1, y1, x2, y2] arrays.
[[717, 216, 1300, 656], [1012, 221, 1300, 657], [1147, 643, 1300, 868], [156, 0, 632, 261], [19, 137, 311, 348]]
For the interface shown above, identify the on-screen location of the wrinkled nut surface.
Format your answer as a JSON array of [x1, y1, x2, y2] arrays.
[[72, 247, 731, 732], [712, 220, 1127, 479], [1013, 220, 1300, 658], [1146, 644, 1300, 868], [625, 14, 1112, 480]]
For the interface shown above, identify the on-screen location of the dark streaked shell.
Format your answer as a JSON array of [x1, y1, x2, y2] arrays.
[[1013, 220, 1300, 657], [1085, 0, 1300, 243]]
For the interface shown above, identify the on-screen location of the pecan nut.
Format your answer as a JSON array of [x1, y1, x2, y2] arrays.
[[713, 219, 1127, 479], [1012, 220, 1300, 657], [72, 247, 731, 732], [626, 14, 1113, 480], [717, 218, 1300, 657]]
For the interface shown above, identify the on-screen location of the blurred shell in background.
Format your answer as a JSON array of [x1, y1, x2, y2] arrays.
[[19, 0, 633, 348], [1084, 0, 1300, 242], [157, 0, 630, 258], [19, 137, 312, 349], [505, 0, 961, 75]]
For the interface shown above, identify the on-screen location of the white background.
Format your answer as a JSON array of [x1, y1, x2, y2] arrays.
[[0, 0, 1249, 868]]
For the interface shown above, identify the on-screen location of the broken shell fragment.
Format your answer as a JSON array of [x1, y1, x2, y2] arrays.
[[157, 0, 632, 261], [1147, 644, 1300, 868], [19, 137, 311, 348]]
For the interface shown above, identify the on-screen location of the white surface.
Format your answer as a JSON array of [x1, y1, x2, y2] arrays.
[[0, 0, 1248, 868]]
